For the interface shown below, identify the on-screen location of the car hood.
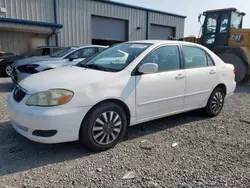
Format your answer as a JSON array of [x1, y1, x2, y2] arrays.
[[14, 56, 61, 67], [19, 66, 118, 94]]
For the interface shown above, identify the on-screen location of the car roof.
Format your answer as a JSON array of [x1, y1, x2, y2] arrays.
[[127, 40, 197, 45], [126, 40, 204, 48], [70, 45, 108, 49]]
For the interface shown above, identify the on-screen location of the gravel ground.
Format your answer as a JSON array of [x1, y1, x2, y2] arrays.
[[0, 78, 250, 188]]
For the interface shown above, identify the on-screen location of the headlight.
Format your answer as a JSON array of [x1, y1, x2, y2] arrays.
[[26, 89, 74, 106]]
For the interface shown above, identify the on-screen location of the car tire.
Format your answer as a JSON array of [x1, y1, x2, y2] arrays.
[[79, 102, 128, 152], [204, 87, 225, 117], [4, 63, 13, 77]]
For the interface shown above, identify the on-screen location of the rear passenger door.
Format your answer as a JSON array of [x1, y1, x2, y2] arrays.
[[182, 45, 218, 109]]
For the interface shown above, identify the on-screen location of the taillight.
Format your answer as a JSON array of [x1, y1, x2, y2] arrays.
[[233, 67, 236, 74]]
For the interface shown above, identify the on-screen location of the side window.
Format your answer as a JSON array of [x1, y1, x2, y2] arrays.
[[182, 46, 207, 68], [51, 48, 62, 54], [205, 14, 218, 34], [70, 50, 79, 58], [141, 45, 180, 72], [204, 34, 215, 45], [98, 47, 106, 52], [33, 49, 43, 56], [43, 48, 50, 55], [220, 13, 230, 33], [77, 48, 96, 58], [207, 54, 214, 66]]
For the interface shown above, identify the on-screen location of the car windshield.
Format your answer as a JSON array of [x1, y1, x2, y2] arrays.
[[78, 43, 152, 72], [49, 47, 75, 57]]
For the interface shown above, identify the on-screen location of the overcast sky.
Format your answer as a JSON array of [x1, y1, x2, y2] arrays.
[[115, 0, 250, 37]]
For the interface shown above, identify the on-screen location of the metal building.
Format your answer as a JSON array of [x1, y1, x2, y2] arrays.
[[0, 0, 186, 53]]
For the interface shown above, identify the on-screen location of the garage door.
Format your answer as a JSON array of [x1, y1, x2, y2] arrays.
[[92, 16, 128, 42], [149, 24, 174, 40]]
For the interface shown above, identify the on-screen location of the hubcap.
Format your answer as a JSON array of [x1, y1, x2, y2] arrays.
[[92, 111, 122, 145], [211, 92, 223, 114], [6, 65, 13, 76]]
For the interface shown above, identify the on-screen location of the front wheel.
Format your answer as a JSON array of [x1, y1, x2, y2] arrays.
[[204, 87, 225, 117], [4, 64, 13, 77], [79, 102, 128, 151]]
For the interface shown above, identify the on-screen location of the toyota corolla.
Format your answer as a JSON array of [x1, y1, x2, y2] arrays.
[[8, 41, 236, 151]]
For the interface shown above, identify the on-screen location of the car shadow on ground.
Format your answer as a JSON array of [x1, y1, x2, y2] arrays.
[[0, 82, 14, 93], [0, 111, 205, 176]]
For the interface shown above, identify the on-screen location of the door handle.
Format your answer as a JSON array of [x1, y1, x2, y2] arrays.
[[175, 74, 185, 80], [209, 70, 216, 75]]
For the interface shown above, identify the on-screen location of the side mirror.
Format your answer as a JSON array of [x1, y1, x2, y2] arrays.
[[138, 63, 158, 74], [198, 13, 201, 23], [69, 55, 78, 62]]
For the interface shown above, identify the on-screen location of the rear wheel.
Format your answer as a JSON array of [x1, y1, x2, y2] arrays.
[[4, 63, 13, 77], [218, 53, 247, 83], [79, 102, 128, 151], [204, 87, 225, 117]]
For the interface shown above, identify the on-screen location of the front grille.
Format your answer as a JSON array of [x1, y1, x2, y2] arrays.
[[13, 86, 27, 102]]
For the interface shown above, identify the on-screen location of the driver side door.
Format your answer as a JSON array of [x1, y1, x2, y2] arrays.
[[135, 45, 186, 122]]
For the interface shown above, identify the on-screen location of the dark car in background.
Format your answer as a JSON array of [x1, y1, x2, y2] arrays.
[[0, 46, 62, 77], [0, 51, 15, 56]]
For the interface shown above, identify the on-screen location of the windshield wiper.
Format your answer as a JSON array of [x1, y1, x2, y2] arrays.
[[81, 64, 110, 71]]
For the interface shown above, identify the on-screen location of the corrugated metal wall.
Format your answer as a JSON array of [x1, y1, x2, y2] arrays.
[[0, 0, 185, 49], [0, 0, 54, 22], [0, 0, 54, 52], [0, 30, 48, 53], [57, 0, 147, 47], [0, 31, 32, 53], [57, 0, 185, 47], [150, 12, 185, 38]]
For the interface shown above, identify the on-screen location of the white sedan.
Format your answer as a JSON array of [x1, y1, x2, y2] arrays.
[[8, 41, 236, 151]]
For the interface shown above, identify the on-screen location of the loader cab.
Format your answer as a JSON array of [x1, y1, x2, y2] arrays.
[[200, 8, 245, 50]]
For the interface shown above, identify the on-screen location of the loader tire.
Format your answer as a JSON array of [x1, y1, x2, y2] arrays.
[[218, 53, 247, 83]]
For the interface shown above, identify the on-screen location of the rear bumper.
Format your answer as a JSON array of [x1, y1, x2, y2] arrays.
[[226, 81, 236, 98]]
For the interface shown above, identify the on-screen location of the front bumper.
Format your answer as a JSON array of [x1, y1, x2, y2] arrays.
[[8, 92, 91, 144]]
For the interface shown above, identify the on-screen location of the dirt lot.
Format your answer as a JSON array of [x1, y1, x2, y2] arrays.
[[0, 77, 250, 188]]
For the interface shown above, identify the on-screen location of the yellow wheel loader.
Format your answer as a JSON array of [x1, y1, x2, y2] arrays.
[[174, 8, 250, 83]]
